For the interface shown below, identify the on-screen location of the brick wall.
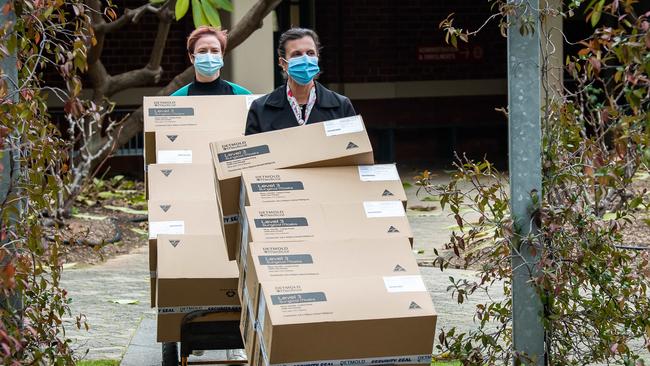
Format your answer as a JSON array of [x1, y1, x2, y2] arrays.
[[314, 0, 506, 83]]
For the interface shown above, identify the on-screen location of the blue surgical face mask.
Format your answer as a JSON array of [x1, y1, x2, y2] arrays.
[[285, 54, 320, 85], [193, 53, 223, 77]]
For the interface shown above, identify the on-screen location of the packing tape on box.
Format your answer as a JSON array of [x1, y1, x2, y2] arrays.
[[267, 354, 433, 366], [224, 214, 239, 225], [259, 333, 270, 366], [157, 305, 241, 314], [256, 289, 266, 333]]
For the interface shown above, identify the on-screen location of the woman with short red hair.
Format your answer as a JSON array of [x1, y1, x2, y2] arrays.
[[172, 26, 251, 96]]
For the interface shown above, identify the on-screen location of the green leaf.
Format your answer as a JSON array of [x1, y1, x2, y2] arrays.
[[104, 205, 148, 215], [602, 212, 617, 220], [150, 0, 165, 4], [98, 191, 119, 199], [590, 0, 604, 27], [175, 0, 190, 20], [201, 0, 222, 28], [192, 0, 209, 27], [402, 181, 413, 189], [111, 175, 124, 184], [210, 0, 233, 12], [130, 228, 148, 236], [73, 213, 107, 221], [422, 196, 441, 202]]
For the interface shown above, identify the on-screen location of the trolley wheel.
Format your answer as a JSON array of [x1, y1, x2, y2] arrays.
[[162, 342, 179, 366]]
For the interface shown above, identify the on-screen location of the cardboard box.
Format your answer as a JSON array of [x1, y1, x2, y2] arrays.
[[238, 201, 413, 266], [254, 276, 436, 366], [210, 115, 375, 260], [239, 164, 406, 214], [240, 289, 257, 364], [143, 95, 256, 197], [147, 164, 217, 202], [143, 95, 256, 166], [156, 234, 240, 342], [239, 237, 420, 357], [148, 200, 223, 307], [155, 129, 234, 165]]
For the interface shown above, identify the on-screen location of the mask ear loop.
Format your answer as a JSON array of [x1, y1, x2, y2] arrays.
[[280, 57, 289, 74]]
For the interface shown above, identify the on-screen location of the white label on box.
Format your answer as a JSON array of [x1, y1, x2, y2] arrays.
[[358, 164, 400, 181], [157, 150, 193, 164], [383, 275, 427, 293], [270, 354, 432, 366], [246, 95, 262, 109], [323, 116, 364, 136], [148, 220, 185, 239], [363, 201, 406, 218]]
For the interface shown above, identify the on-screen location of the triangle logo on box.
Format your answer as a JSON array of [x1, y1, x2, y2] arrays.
[[387, 226, 400, 233], [409, 301, 422, 310], [382, 189, 394, 196], [160, 204, 171, 212], [166, 134, 178, 142], [346, 142, 359, 150], [169, 240, 180, 247], [161, 169, 173, 177], [393, 264, 406, 272]]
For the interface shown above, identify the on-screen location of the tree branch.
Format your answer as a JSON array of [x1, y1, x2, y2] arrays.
[[107, 66, 163, 97], [94, 3, 159, 34], [147, 3, 174, 71], [87, 59, 110, 102]]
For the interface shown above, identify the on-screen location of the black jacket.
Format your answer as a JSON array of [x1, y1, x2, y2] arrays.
[[245, 82, 356, 135]]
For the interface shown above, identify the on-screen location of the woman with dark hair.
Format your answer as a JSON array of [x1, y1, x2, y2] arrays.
[[245, 27, 356, 134], [172, 26, 251, 96]]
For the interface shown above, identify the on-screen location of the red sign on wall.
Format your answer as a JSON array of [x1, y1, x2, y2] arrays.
[[417, 45, 484, 63]]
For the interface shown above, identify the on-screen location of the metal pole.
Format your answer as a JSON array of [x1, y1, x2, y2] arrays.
[[0, 0, 22, 312], [508, 0, 544, 365]]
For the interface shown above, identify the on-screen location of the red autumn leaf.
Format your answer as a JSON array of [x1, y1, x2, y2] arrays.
[[2, 3, 11, 16], [589, 57, 601, 73], [20, 89, 33, 101], [578, 48, 591, 56]]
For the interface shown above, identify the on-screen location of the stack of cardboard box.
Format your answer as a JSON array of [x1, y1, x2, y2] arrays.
[[144, 95, 257, 342], [209, 115, 438, 366]]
